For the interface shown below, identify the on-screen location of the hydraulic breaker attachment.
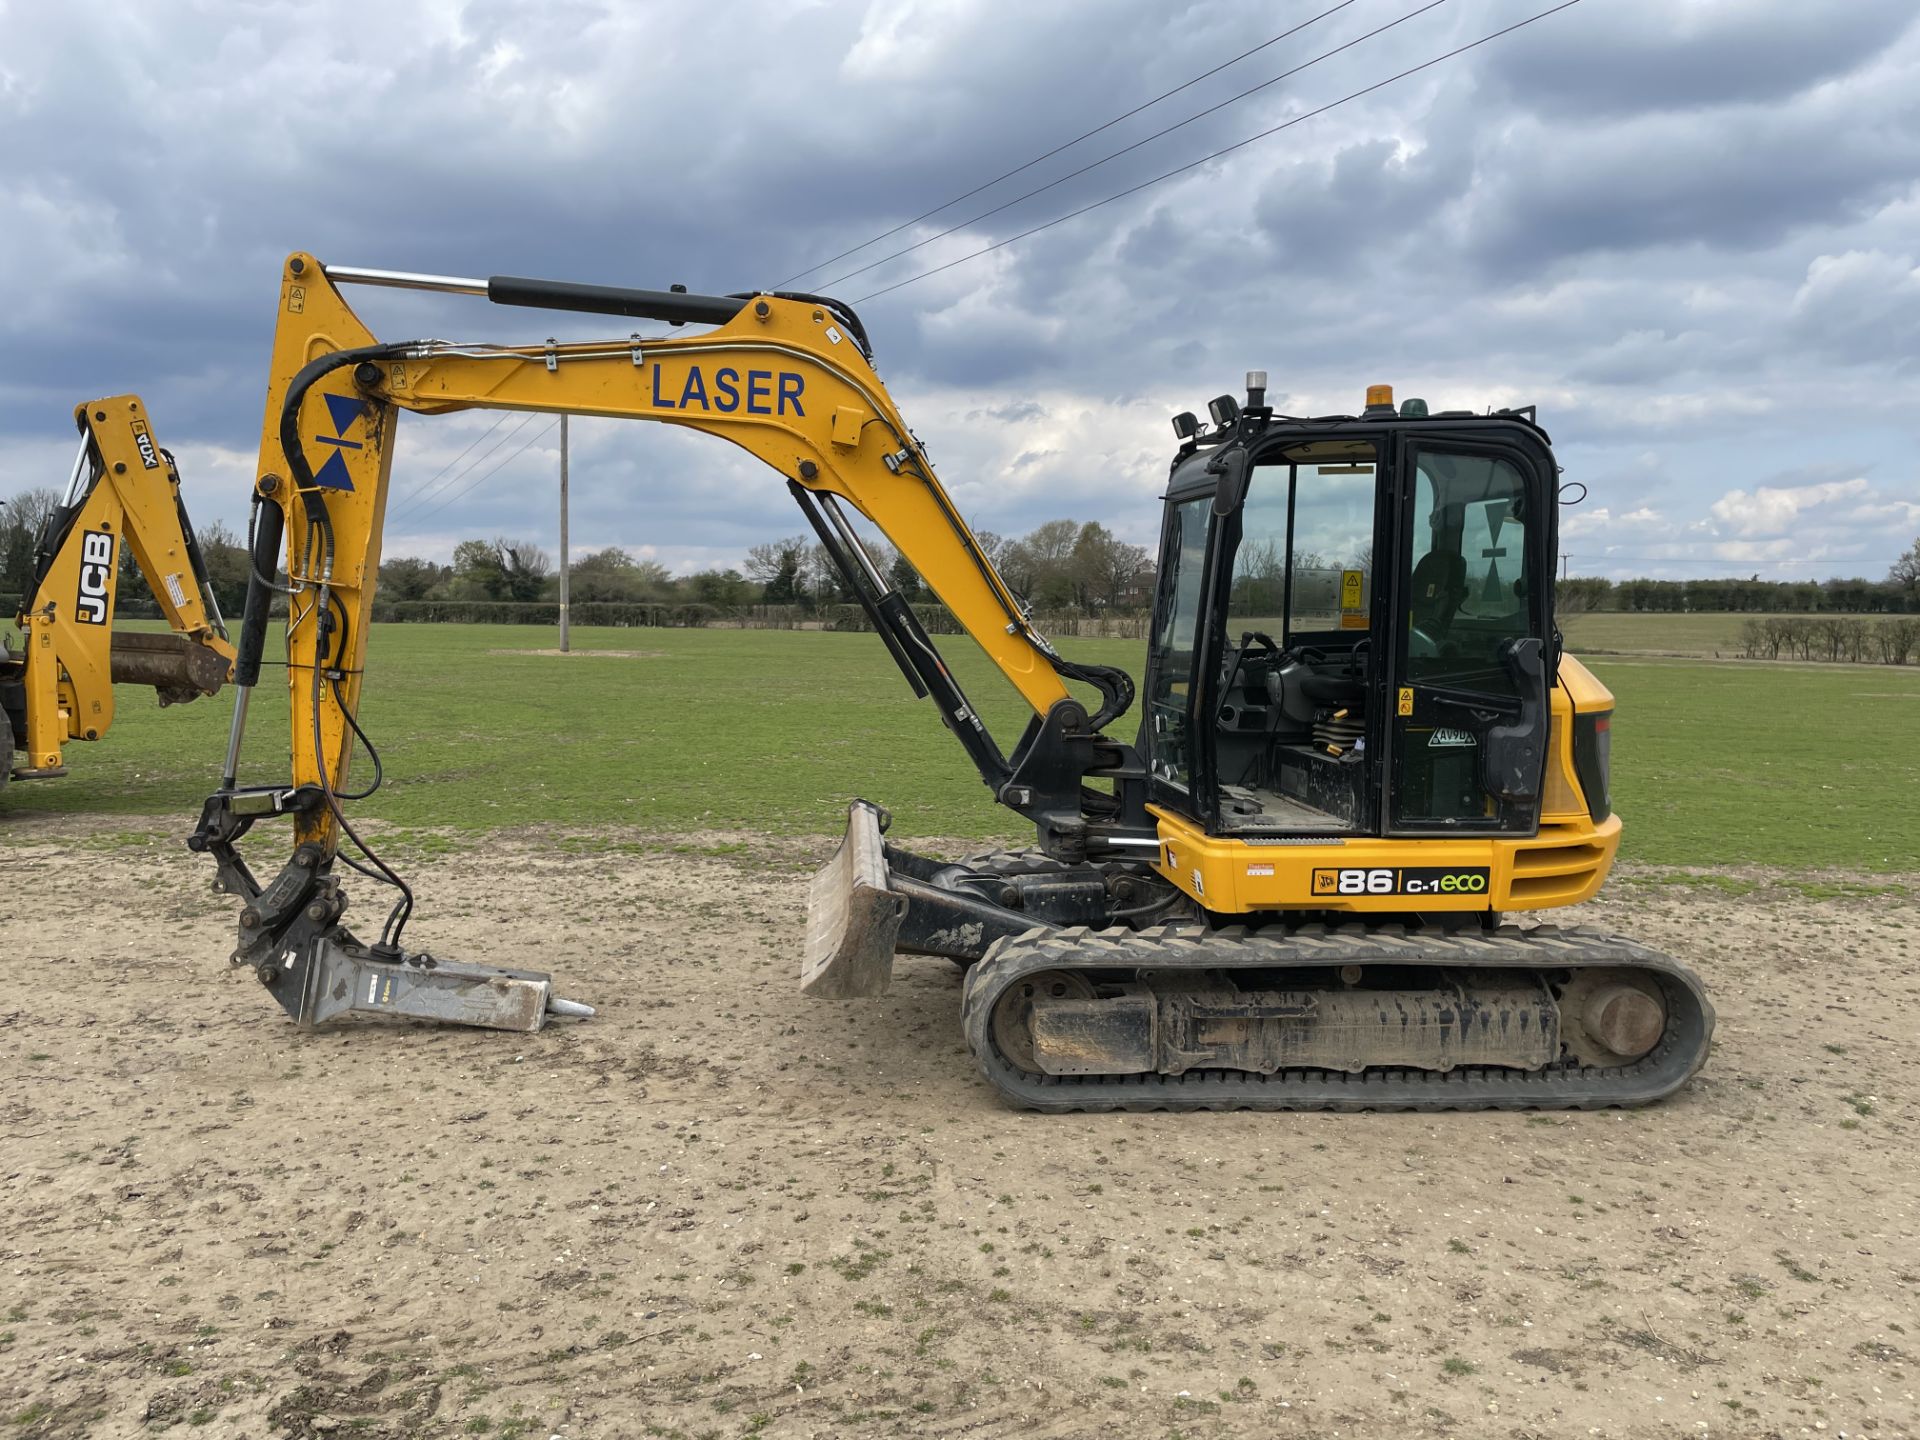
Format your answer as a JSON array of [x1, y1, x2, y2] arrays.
[[191, 798, 594, 1033], [259, 933, 593, 1033], [109, 630, 231, 705], [802, 800, 908, 998]]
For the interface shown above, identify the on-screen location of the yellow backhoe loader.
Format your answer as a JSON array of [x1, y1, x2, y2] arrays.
[[3, 397, 235, 794], [188, 254, 1713, 1110]]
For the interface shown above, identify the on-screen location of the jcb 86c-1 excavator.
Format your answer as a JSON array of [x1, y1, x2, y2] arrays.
[[3, 397, 235, 794], [189, 253, 1712, 1111]]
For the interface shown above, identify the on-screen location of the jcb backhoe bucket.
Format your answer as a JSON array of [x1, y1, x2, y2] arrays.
[[109, 631, 231, 706], [802, 800, 908, 998]]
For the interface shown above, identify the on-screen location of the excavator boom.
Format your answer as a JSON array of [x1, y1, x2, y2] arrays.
[[191, 255, 1144, 1031]]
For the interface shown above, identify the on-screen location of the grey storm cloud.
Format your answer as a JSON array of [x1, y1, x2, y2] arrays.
[[1477, 0, 1919, 117], [1, 0, 1917, 581]]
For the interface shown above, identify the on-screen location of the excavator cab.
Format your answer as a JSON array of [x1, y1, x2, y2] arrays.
[[1145, 381, 1553, 847]]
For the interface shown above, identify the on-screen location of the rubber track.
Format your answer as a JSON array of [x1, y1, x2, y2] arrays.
[[953, 848, 1109, 879], [960, 922, 1715, 1113]]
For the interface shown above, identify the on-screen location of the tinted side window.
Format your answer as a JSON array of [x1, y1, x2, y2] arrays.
[[1405, 453, 1530, 695], [1147, 497, 1211, 792]]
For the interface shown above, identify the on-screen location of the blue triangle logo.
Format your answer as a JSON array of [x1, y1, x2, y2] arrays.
[[324, 392, 365, 436], [313, 448, 355, 491]]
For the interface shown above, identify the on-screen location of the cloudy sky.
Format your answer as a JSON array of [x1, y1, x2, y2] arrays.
[[3, 0, 1917, 581]]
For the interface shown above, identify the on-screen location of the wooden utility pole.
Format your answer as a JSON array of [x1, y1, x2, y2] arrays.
[[558, 413, 570, 653]]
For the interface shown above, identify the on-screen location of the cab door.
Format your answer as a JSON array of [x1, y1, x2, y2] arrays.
[[1387, 441, 1550, 835]]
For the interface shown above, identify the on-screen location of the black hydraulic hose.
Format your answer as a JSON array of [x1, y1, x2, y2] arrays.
[[234, 499, 285, 688], [1050, 654, 1135, 733], [730, 289, 875, 359], [326, 588, 381, 803], [307, 596, 414, 947]]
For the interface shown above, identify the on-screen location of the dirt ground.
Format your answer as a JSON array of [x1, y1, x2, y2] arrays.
[[1, 818, 1916, 1440]]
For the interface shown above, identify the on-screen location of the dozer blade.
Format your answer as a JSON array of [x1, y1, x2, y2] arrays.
[[801, 800, 908, 998], [110, 631, 231, 706]]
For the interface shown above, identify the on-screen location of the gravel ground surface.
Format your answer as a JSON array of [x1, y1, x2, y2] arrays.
[[1, 818, 1915, 1439]]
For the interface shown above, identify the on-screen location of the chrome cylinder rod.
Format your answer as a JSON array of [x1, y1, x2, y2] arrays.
[[220, 686, 251, 791], [818, 494, 889, 593], [60, 434, 92, 507], [202, 580, 229, 642], [322, 266, 487, 295]]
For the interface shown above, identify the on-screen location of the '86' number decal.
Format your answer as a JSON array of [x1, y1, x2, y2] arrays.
[[1336, 868, 1395, 894], [1311, 866, 1490, 897]]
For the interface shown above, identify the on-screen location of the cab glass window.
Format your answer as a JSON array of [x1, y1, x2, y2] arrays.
[[1226, 458, 1376, 641], [1404, 453, 1531, 694], [1147, 496, 1211, 792]]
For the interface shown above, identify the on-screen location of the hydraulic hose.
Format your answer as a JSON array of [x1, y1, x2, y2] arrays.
[[233, 500, 285, 689]]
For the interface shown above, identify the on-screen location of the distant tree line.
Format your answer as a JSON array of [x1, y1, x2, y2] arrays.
[[1740, 615, 1920, 666], [8, 474, 1917, 643], [363, 518, 1155, 622], [0, 489, 1147, 626], [1557, 556, 1920, 616]]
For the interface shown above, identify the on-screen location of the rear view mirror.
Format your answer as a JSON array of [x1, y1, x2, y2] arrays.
[[1209, 447, 1251, 517]]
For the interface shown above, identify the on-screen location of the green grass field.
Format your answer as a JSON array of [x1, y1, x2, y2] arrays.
[[1559, 611, 1755, 656], [5, 622, 1917, 872]]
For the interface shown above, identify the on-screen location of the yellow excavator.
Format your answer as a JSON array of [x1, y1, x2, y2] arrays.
[[3, 397, 235, 794], [188, 253, 1713, 1110]]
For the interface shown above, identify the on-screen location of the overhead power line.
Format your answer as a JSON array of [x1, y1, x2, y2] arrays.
[[855, 0, 1586, 304], [399, 418, 561, 531], [386, 411, 511, 513], [388, 412, 542, 525], [821, 0, 1448, 291], [776, 0, 1361, 288]]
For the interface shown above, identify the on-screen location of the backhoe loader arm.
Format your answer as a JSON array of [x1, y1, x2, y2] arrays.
[[6, 396, 233, 780]]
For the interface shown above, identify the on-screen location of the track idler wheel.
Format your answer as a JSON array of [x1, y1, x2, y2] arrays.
[[988, 969, 1095, 1072], [1559, 969, 1667, 1067]]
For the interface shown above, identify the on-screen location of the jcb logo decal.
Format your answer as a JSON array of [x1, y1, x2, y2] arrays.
[[1312, 866, 1490, 897], [131, 419, 159, 468], [75, 530, 114, 624]]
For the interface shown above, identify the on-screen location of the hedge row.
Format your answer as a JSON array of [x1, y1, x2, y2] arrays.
[[378, 599, 723, 626], [1740, 615, 1920, 665], [1559, 576, 1919, 615]]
